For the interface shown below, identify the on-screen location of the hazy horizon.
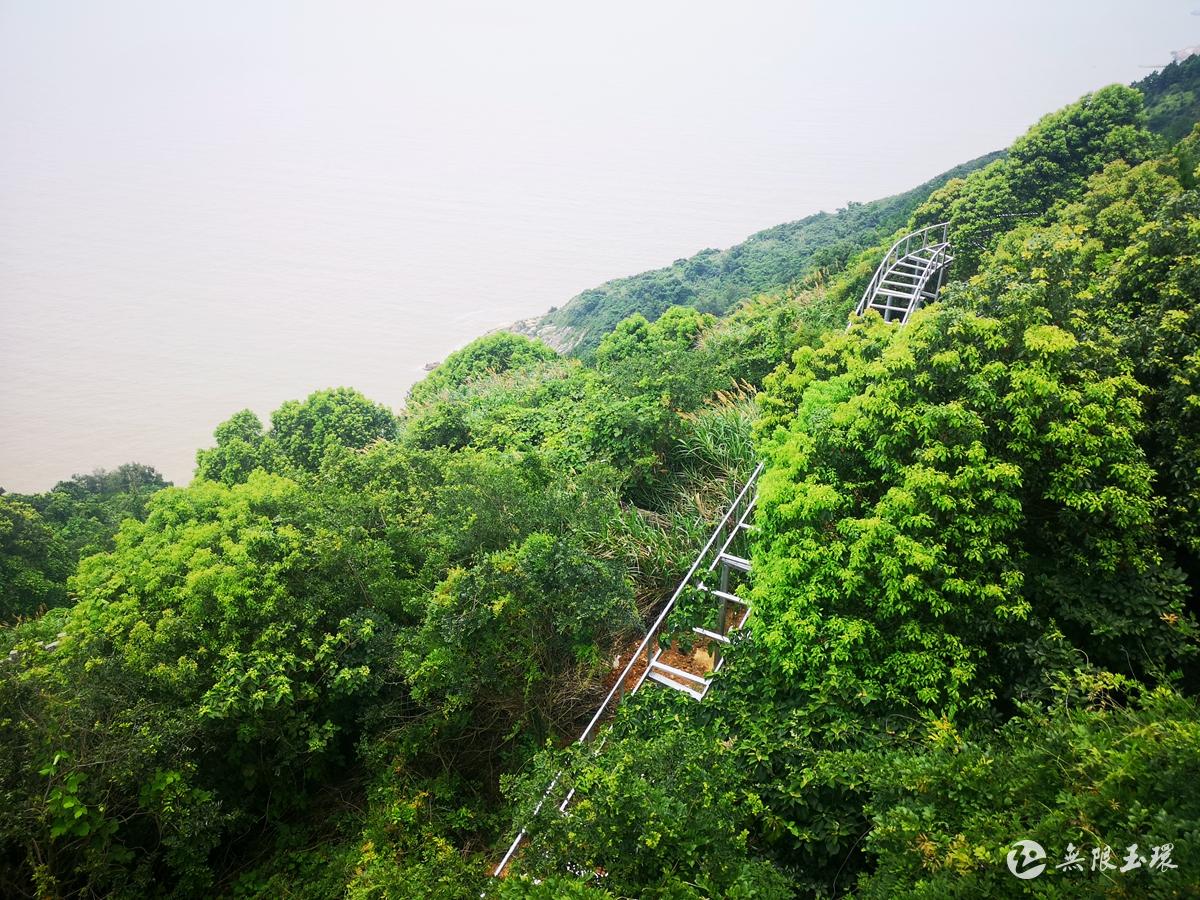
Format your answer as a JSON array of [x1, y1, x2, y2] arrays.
[[2, 0, 1197, 492]]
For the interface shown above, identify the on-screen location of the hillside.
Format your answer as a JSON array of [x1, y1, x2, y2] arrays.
[[512, 54, 1200, 356], [2, 71, 1199, 899], [513, 152, 1002, 354], [1140, 51, 1200, 141]]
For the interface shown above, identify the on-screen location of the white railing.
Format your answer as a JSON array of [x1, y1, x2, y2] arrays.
[[492, 462, 764, 877], [854, 221, 950, 318]]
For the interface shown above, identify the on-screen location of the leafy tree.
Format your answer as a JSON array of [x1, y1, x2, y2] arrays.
[[751, 300, 1194, 727], [0, 473, 400, 895], [2, 463, 170, 615], [1084, 148, 1200, 561], [729, 125, 1200, 897], [858, 681, 1200, 899], [403, 530, 636, 745], [593, 306, 717, 408], [964, 133, 1200, 565], [699, 287, 822, 390], [408, 332, 558, 407], [194, 409, 278, 485], [913, 85, 1153, 275], [403, 358, 594, 460], [271, 387, 399, 473], [404, 310, 726, 504], [359, 449, 644, 759], [0, 496, 70, 620], [196, 389, 399, 484], [1138, 52, 1200, 143]]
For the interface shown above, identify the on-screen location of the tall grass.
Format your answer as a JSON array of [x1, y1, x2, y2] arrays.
[[598, 384, 760, 620]]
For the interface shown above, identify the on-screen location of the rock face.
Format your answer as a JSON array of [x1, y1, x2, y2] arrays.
[[496, 315, 585, 355]]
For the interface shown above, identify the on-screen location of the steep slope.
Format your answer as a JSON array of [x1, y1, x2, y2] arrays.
[[513, 152, 1001, 354], [513, 56, 1200, 356], [1139, 51, 1200, 142]]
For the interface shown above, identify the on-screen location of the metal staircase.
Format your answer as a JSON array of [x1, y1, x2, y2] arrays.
[[493, 225, 955, 879], [854, 222, 952, 324], [492, 463, 761, 877], [637, 475, 758, 702]]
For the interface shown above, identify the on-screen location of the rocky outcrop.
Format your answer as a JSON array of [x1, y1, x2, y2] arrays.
[[495, 315, 585, 355]]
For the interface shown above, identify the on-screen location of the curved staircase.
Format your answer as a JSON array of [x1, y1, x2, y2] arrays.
[[854, 222, 952, 324]]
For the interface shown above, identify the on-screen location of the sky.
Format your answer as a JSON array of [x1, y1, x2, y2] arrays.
[[1, 0, 1198, 491]]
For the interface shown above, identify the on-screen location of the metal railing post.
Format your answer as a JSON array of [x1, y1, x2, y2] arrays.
[[491, 463, 764, 877]]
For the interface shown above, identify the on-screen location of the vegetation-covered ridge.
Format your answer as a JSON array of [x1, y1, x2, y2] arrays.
[[2, 68, 1200, 899], [514, 151, 1002, 354], [516, 53, 1200, 357]]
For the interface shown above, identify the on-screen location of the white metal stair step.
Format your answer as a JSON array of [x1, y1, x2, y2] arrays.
[[646, 669, 704, 700], [693, 626, 731, 644], [717, 552, 751, 572], [697, 584, 749, 606], [649, 659, 709, 686]]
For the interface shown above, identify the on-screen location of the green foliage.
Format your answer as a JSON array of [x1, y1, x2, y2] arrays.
[[405, 308, 740, 504], [593, 306, 717, 408], [13, 463, 170, 561], [402, 496, 637, 742], [752, 291, 1194, 729], [408, 332, 558, 407], [965, 131, 1200, 564], [858, 683, 1200, 898], [699, 287, 823, 389], [194, 409, 278, 485], [1, 463, 170, 620], [0, 472, 400, 894], [1138, 53, 1200, 143], [673, 389, 758, 490], [271, 387, 399, 473], [733, 116, 1200, 898], [0, 496, 70, 620], [343, 769, 488, 900], [196, 388, 399, 483], [1085, 145, 1200, 559], [511, 728, 793, 898], [229, 768, 487, 900], [404, 357, 586, 456], [913, 85, 1153, 275]]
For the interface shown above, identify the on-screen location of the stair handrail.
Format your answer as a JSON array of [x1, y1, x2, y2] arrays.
[[576, 461, 762, 745], [492, 461, 764, 877], [896, 240, 951, 323], [854, 221, 950, 317]]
